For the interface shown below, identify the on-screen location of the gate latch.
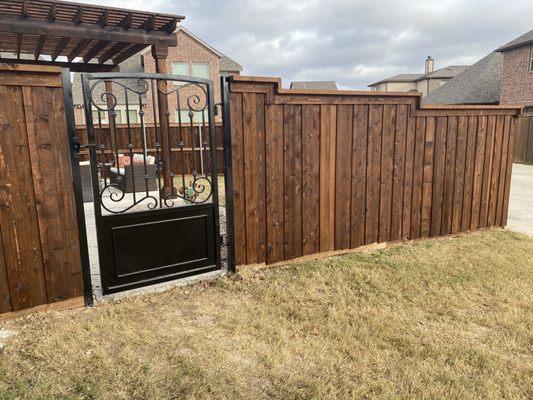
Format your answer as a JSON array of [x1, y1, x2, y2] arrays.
[[72, 136, 95, 158]]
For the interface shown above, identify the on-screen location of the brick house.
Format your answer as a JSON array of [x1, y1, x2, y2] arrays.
[[496, 29, 533, 112], [72, 26, 242, 125]]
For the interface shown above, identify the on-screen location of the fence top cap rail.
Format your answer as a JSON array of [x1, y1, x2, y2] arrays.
[[229, 75, 422, 97], [229, 75, 524, 114]]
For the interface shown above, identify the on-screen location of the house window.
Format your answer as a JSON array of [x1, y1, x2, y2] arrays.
[[122, 109, 139, 124], [92, 110, 108, 124], [192, 63, 210, 79], [172, 62, 190, 77], [176, 109, 208, 124]]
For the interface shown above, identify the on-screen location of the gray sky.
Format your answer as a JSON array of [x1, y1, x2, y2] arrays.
[[73, 0, 532, 89]]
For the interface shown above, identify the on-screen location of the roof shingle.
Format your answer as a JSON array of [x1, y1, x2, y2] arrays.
[[424, 52, 503, 105], [496, 28, 533, 52]]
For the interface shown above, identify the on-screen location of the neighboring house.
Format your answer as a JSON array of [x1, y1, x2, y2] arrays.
[[424, 52, 503, 105], [290, 81, 338, 90], [368, 56, 469, 96], [72, 26, 242, 125], [496, 28, 533, 112]]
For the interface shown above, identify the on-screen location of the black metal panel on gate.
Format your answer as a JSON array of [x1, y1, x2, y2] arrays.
[[80, 72, 221, 294]]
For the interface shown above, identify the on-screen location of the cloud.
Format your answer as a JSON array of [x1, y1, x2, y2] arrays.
[[69, 0, 532, 89]]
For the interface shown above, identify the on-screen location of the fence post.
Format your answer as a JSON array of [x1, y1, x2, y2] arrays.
[[61, 68, 94, 306], [221, 76, 236, 272]]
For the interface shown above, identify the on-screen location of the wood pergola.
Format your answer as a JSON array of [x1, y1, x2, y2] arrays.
[[0, 0, 183, 194], [0, 0, 183, 72]]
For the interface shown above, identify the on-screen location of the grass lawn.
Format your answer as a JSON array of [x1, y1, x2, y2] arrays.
[[0, 229, 532, 399]]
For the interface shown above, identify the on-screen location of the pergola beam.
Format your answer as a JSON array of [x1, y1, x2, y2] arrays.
[[47, 3, 56, 21], [162, 18, 178, 34], [83, 40, 109, 63], [16, 33, 22, 59], [0, 57, 117, 72], [98, 42, 130, 64], [21, 0, 29, 19], [119, 13, 133, 29], [52, 37, 70, 61], [142, 15, 156, 32], [97, 10, 109, 27], [34, 34, 46, 59], [112, 43, 146, 65], [67, 38, 91, 62], [73, 6, 84, 25], [0, 15, 177, 47]]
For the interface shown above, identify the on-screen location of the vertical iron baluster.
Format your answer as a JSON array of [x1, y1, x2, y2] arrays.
[[124, 88, 136, 203], [164, 86, 175, 197], [176, 88, 186, 199], [200, 105, 207, 177], [151, 78, 163, 208], [96, 109, 106, 188], [110, 89, 121, 192], [189, 107, 197, 177], [138, 91, 149, 195]]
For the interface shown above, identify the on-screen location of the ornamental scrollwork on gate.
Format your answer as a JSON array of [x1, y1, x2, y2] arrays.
[[84, 76, 215, 214]]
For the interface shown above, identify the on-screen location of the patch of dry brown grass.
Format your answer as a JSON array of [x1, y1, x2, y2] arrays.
[[0, 229, 532, 399]]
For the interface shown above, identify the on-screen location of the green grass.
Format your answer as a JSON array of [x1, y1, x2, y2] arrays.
[[0, 229, 532, 399]]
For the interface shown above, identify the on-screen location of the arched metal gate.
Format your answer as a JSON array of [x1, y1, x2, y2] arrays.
[[78, 72, 221, 295]]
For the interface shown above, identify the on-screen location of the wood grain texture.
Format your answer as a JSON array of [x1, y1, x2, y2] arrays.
[[451, 116, 469, 233], [470, 116, 487, 230], [228, 78, 519, 266], [379, 105, 395, 242], [420, 117, 435, 238], [350, 105, 368, 247], [402, 112, 416, 239], [441, 116, 458, 235], [334, 105, 353, 250], [391, 105, 407, 241], [461, 116, 477, 231], [430, 116, 447, 237], [487, 116, 504, 226], [501, 117, 516, 227], [320, 104, 336, 252], [410, 117, 426, 239], [0, 85, 47, 311], [229, 93, 247, 265], [365, 105, 383, 244], [22, 86, 83, 302], [302, 105, 321, 255], [284, 104, 303, 259], [265, 104, 284, 263]]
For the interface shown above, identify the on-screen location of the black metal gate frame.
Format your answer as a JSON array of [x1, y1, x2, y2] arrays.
[[62, 70, 238, 300]]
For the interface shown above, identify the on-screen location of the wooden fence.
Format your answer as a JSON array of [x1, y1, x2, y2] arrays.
[[0, 65, 84, 314], [228, 76, 521, 266], [514, 115, 533, 164], [75, 123, 225, 174]]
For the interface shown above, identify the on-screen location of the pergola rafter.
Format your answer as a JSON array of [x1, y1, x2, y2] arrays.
[[0, 0, 183, 71]]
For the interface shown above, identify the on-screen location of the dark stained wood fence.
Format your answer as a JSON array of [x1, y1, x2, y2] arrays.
[[0, 64, 84, 313], [75, 123, 225, 174], [514, 115, 533, 164], [228, 76, 521, 266]]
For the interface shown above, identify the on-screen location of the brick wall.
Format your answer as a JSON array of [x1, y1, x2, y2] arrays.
[[500, 46, 533, 106], [143, 30, 222, 123]]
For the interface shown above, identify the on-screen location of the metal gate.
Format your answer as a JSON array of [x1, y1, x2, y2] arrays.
[[79, 72, 221, 295]]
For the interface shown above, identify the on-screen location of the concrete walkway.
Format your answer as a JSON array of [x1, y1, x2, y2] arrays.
[[507, 163, 533, 236]]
